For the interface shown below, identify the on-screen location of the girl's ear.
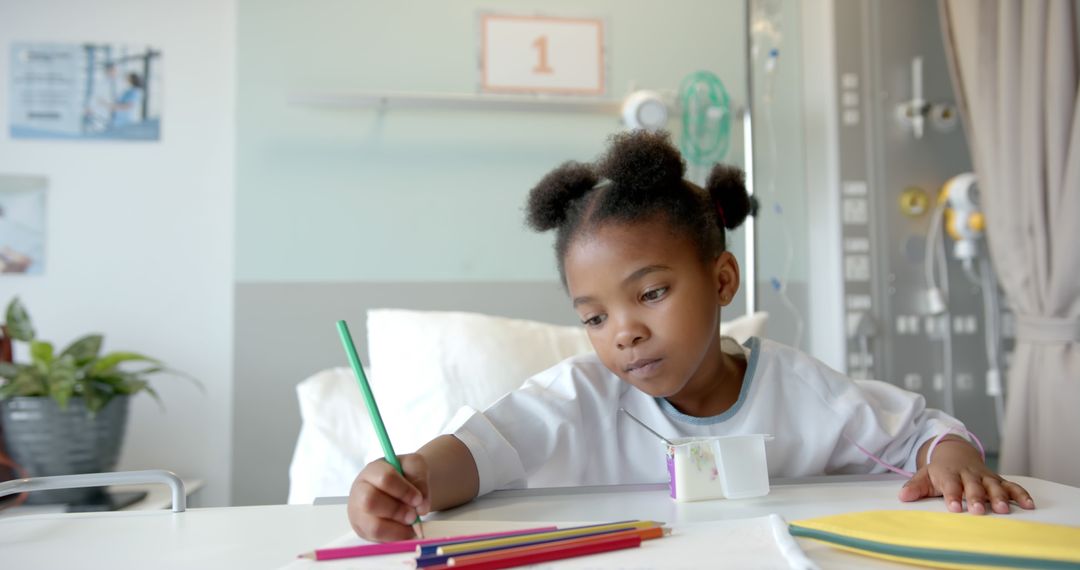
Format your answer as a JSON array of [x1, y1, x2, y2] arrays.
[[713, 251, 741, 306]]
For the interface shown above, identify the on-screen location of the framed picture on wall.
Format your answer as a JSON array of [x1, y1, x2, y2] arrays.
[[478, 14, 606, 96], [0, 176, 46, 275], [8, 42, 162, 141]]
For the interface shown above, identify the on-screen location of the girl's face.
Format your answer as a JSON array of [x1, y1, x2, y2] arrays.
[[564, 218, 740, 400]]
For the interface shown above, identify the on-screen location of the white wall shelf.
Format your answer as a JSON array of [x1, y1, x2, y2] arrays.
[[288, 90, 623, 114]]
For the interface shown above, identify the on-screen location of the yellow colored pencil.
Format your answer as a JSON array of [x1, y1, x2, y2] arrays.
[[436, 520, 661, 556]]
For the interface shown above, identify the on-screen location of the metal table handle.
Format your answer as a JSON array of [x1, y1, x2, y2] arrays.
[[0, 470, 186, 512]]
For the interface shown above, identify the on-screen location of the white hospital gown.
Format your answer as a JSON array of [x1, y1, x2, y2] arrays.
[[449, 337, 966, 497]]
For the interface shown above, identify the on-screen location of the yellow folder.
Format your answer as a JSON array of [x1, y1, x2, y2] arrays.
[[789, 510, 1080, 569]]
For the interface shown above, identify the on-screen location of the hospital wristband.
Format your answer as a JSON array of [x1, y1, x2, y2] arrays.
[[925, 427, 986, 465]]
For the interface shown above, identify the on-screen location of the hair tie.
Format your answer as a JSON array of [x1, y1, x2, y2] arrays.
[[715, 202, 728, 228]]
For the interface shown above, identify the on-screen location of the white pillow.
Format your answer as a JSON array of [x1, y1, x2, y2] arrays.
[[288, 367, 375, 505], [366, 309, 595, 455], [720, 311, 768, 346]]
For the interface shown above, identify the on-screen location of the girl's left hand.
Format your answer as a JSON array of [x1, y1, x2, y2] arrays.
[[898, 438, 1035, 514]]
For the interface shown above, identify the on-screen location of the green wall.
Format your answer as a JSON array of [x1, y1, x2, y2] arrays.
[[236, 0, 752, 282]]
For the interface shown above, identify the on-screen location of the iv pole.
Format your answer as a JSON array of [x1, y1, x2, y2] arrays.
[[743, 0, 758, 315]]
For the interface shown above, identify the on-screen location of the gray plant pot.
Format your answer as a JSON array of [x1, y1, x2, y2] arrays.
[[0, 395, 129, 505]]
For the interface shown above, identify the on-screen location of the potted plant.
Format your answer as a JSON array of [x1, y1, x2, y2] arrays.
[[0, 297, 186, 505]]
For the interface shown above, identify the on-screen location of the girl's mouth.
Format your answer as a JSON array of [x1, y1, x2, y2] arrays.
[[625, 358, 663, 376]]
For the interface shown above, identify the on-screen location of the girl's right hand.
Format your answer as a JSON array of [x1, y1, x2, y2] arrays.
[[347, 454, 431, 542]]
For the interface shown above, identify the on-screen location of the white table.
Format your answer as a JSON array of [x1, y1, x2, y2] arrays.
[[1, 475, 1077, 569]]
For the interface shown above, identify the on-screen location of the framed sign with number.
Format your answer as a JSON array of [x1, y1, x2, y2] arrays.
[[479, 14, 606, 96]]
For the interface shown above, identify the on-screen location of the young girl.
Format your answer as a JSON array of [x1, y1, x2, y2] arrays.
[[347, 131, 1034, 541]]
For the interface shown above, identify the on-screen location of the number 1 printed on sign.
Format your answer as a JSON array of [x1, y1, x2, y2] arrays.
[[532, 36, 553, 74], [481, 14, 604, 95]]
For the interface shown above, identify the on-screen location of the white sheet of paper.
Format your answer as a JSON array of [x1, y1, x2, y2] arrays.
[[279, 516, 817, 570]]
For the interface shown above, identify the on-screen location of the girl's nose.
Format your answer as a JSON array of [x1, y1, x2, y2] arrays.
[[615, 321, 649, 350]]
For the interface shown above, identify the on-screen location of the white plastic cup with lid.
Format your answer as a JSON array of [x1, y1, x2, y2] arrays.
[[665, 434, 772, 502]]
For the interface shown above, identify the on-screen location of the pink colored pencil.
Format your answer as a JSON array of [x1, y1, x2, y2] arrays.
[[298, 526, 558, 561]]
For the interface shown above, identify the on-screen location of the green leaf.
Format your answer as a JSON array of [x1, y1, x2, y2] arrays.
[[49, 378, 75, 408], [23, 369, 48, 396], [120, 378, 148, 395], [48, 359, 77, 409], [0, 365, 48, 398], [143, 384, 165, 411], [0, 382, 19, 399], [0, 361, 19, 379], [5, 297, 35, 341], [89, 373, 149, 397], [83, 381, 109, 413], [90, 352, 160, 375], [0, 379, 19, 398], [90, 374, 124, 388], [101, 372, 164, 411], [30, 340, 54, 366], [60, 334, 103, 365]]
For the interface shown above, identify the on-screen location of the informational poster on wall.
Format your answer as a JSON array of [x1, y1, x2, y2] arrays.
[[479, 14, 606, 96], [0, 176, 46, 275], [8, 42, 162, 141]]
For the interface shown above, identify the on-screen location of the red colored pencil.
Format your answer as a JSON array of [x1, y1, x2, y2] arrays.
[[297, 525, 558, 561], [446, 533, 644, 569]]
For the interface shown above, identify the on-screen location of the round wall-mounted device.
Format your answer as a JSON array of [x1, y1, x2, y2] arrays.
[[621, 90, 668, 132]]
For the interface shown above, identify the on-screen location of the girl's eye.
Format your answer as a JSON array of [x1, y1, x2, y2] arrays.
[[642, 287, 668, 302], [582, 314, 606, 327]]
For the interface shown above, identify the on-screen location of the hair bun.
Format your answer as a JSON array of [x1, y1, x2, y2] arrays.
[[706, 164, 754, 230], [526, 161, 599, 231], [596, 130, 685, 194]]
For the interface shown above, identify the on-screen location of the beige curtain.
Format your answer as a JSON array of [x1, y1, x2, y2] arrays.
[[939, 0, 1079, 486]]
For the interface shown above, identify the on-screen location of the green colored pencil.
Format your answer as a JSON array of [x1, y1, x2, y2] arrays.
[[336, 319, 424, 538]]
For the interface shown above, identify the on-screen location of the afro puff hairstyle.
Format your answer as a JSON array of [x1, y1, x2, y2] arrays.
[[526, 130, 755, 285]]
